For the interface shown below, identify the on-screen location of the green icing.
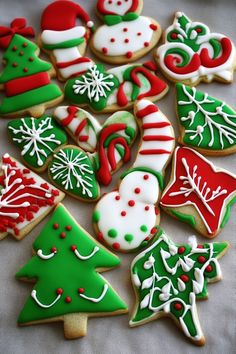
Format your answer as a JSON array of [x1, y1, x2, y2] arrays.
[[48, 147, 99, 201], [169, 209, 196, 228], [108, 229, 118, 238], [130, 229, 228, 342], [140, 225, 148, 232], [92, 211, 101, 223], [104, 13, 139, 26], [43, 37, 84, 51], [16, 204, 127, 325], [124, 234, 134, 243], [176, 83, 236, 151], [8, 116, 67, 170], [221, 196, 236, 228]]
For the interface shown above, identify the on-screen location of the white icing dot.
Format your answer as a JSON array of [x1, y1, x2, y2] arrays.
[[196, 125, 204, 133], [87, 21, 94, 28]]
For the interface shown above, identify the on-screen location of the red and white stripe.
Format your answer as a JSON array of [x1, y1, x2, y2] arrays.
[[134, 99, 175, 172]]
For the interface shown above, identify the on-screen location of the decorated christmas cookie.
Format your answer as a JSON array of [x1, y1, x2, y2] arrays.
[[40, 0, 95, 81], [155, 12, 236, 85], [160, 147, 236, 238], [0, 154, 64, 241], [130, 228, 228, 346], [176, 83, 236, 155], [0, 18, 63, 117], [8, 116, 68, 172], [48, 145, 100, 202], [54, 106, 138, 185], [65, 62, 168, 113], [16, 204, 128, 339], [90, 0, 162, 64], [93, 99, 175, 252]]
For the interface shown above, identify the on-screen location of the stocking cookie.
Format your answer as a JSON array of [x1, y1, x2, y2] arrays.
[[155, 12, 236, 85], [0, 154, 64, 241], [0, 18, 63, 117], [54, 106, 138, 185], [16, 204, 128, 339], [90, 0, 162, 64], [130, 229, 228, 346], [40, 0, 94, 81], [8, 116, 68, 172], [93, 99, 175, 252], [176, 83, 236, 155], [65, 62, 168, 113], [160, 147, 236, 238]]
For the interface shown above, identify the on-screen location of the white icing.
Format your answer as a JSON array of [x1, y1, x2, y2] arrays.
[[73, 246, 99, 260], [41, 27, 86, 45], [79, 283, 108, 303], [31, 289, 61, 308], [37, 249, 56, 260], [102, 0, 133, 16]]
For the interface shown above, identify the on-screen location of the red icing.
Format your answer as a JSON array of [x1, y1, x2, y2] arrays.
[[200, 37, 232, 68], [143, 122, 171, 129], [145, 206, 149, 211], [126, 51, 133, 58], [97, 0, 139, 15], [144, 42, 149, 47], [178, 246, 185, 254], [102, 47, 108, 54], [78, 135, 89, 142], [164, 53, 201, 74], [150, 24, 158, 31], [51, 247, 57, 253], [97, 231, 104, 242], [180, 274, 189, 282], [174, 303, 182, 311], [171, 32, 178, 39], [143, 174, 149, 180], [0, 18, 34, 49], [112, 242, 120, 250], [57, 57, 91, 69], [136, 104, 158, 118], [143, 135, 174, 141], [5, 72, 50, 97], [53, 223, 59, 229], [134, 188, 141, 194], [61, 106, 78, 126], [150, 227, 157, 234], [143, 60, 158, 71], [121, 211, 126, 216], [128, 200, 135, 207], [56, 288, 63, 295], [139, 149, 171, 155], [71, 245, 77, 251], [205, 265, 213, 272], [115, 195, 120, 200], [66, 225, 72, 231], [110, 38, 115, 42], [65, 296, 71, 303], [198, 256, 206, 263], [78, 288, 84, 293], [123, 28, 128, 32], [60, 232, 66, 239], [117, 82, 129, 107], [75, 118, 88, 137]]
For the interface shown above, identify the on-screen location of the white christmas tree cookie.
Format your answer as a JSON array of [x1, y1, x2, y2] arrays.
[[93, 99, 175, 252]]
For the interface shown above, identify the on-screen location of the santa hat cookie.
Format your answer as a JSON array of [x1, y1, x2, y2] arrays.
[[90, 0, 162, 64], [40, 0, 94, 81]]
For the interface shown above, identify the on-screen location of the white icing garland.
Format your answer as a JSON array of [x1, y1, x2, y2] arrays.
[[37, 249, 56, 260], [79, 283, 108, 303], [31, 289, 61, 308], [73, 246, 99, 260]]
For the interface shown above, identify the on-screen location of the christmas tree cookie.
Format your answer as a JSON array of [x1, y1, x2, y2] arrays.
[[8, 116, 68, 172], [0, 154, 64, 241], [65, 62, 168, 113], [54, 106, 138, 185], [130, 229, 228, 345], [155, 12, 236, 85], [176, 83, 236, 155], [90, 0, 162, 64], [16, 204, 128, 339], [40, 0, 94, 81], [0, 18, 63, 117], [93, 99, 175, 252], [160, 147, 236, 238]]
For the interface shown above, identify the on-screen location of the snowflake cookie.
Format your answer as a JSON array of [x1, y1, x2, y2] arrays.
[[155, 12, 236, 85], [8, 116, 68, 172], [16, 204, 128, 339], [0, 154, 64, 241], [176, 83, 236, 155], [65, 62, 168, 113], [93, 99, 175, 252], [90, 0, 162, 64], [130, 228, 228, 346], [160, 147, 236, 238], [54, 106, 138, 186]]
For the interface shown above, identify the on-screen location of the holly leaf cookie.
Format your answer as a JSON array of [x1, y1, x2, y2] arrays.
[[176, 83, 236, 155], [160, 147, 236, 238], [65, 62, 168, 113], [0, 153, 64, 241], [16, 204, 128, 339], [93, 99, 175, 252], [90, 0, 162, 64], [48, 146, 100, 202], [0, 18, 63, 117], [155, 12, 236, 85], [130, 229, 228, 346], [8, 116, 68, 172]]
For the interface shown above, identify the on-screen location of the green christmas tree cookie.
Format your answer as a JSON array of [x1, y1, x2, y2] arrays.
[[16, 204, 128, 339], [0, 18, 63, 117], [130, 228, 228, 346]]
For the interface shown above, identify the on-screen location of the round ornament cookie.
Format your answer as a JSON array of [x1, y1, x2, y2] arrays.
[[65, 62, 168, 113], [130, 229, 228, 346], [40, 0, 95, 81], [16, 204, 128, 339], [160, 146, 236, 238], [0, 18, 63, 117], [90, 0, 162, 64], [155, 12, 236, 85], [8, 115, 68, 172], [93, 99, 175, 252], [176, 83, 236, 155]]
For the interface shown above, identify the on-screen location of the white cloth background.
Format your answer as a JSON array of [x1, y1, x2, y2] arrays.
[[0, 0, 235, 353]]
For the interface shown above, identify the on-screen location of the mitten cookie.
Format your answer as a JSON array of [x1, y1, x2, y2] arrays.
[[16, 204, 128, 339], [93, 99, 175, 252], [0, 18, 63, 117], [90, 0, 161, 64], [130, 228, 228, 346], [0, 153, 64, 241], [155, 12, 236, 85], [40, 0, 94, 81], [176, 83, 236, 155], [8, 115, 68, 172], [65, 62, 168, 113], [54, 106, 138, 185], [160, 146, 236, 238]]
